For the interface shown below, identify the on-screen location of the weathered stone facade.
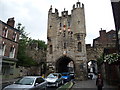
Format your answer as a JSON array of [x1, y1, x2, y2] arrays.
[[25, 42, 46, 75], [86, 44, 104, 62], [47, 1, 87, 80]]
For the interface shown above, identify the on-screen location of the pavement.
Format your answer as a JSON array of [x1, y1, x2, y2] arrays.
[[1, 78, 20, 84], [0, 77, 20, 89], [71, 79, 118, 90]]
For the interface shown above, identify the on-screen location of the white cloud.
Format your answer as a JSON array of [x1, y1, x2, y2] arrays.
[[0, 0, 115, 44]]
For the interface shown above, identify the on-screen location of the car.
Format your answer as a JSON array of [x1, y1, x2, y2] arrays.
[[61, 72, 71, 82], [46, 73, 64, 87], [88, 73, 97, 80], [69, 72, 75, 79], [3, 76, 47, 90]]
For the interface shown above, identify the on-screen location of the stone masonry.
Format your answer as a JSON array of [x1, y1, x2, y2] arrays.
[[46, 1, 87, 80]]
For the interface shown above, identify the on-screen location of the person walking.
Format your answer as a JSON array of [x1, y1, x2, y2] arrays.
[[96, 73, 104, 90]]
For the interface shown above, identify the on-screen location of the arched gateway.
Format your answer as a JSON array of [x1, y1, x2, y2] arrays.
[[46, 1, 87, 80], [56, 56, 75, 73]]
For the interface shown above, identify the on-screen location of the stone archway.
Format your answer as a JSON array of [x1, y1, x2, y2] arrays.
[[56, 56, 75, 73], [87, 60, 98, 74]]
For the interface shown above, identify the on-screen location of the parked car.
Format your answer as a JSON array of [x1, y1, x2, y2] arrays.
[[3, 76, 47, 90], [69, 72, 75, 79], [61, 72, 71, 82], [46, 73, 64, 87], [88, 73, 97, 80]]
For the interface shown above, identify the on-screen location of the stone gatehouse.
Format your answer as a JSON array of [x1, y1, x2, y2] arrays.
[[46, 1, 87, 80]]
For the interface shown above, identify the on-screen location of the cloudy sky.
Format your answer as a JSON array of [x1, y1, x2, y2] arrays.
[[0, 0, 115, 44]]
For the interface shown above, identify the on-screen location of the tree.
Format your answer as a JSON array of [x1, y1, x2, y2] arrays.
[[16, 23, 37, 67], [16, 23, 47, 67], [29, 39, 47, 50]]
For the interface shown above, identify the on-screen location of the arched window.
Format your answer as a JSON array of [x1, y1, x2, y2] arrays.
[[49, 45, 52, 54], [78, 42, 82, 52]]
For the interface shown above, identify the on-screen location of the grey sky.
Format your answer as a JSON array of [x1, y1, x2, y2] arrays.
[[0, 0, 115, 45]]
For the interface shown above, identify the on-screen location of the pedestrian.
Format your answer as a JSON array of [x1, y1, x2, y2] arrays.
[[96, 73, 104, 90], [90, 74, 93, 80]]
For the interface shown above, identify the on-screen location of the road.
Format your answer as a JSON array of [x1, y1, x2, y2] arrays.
[[2, 82, 63, 90]]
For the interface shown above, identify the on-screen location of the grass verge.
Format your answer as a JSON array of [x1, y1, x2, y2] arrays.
[[57, 81, 74, 90]]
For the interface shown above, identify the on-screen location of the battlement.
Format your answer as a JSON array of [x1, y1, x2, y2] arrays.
[[72, 1, 84, 9], [48, 1, 84, 17], [61, 8, 68, 17]]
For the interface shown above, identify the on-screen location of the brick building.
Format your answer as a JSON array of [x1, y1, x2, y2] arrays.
[[86, 29, 119, 84], [93, 29, 116, 48], [86, 29, 116, 76], [0, 18, 20, 79]]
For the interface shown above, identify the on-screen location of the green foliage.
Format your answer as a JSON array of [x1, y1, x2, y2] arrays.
[[16, 23, 46, 67], [97, 53, 120, 65], [57, 82, 73, 90], [29, 39, 47, 50], [104, 53, 120, 64], [16, 23, 28, 39]]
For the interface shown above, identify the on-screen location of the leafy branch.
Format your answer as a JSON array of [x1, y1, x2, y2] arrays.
[[104, 53, 120, 64]]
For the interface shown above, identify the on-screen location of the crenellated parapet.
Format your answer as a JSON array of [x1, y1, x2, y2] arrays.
[[61, 8, 68, 17], [48, 5, 59, 17], [48, 1, 84, 17]]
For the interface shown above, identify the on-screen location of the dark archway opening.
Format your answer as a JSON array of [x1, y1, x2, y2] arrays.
[[56, 56, 75, 73]]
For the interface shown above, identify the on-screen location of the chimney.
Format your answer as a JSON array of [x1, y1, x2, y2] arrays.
[[99, 28, 106, 37], [7, 17, 15, 27]]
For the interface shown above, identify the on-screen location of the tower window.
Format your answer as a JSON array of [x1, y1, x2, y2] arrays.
[[71, 31, 73, 37], [68, 22, 70, 26], [78, 21, 80, 24], [50, 25, 52, 29], [77, 34, 80, 40], [49, 45, 52, 54], [63, 32, 66, 37], [64, 43, 66, 49], [78, 42, 82, 52], [60, 23, 62, 27]]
